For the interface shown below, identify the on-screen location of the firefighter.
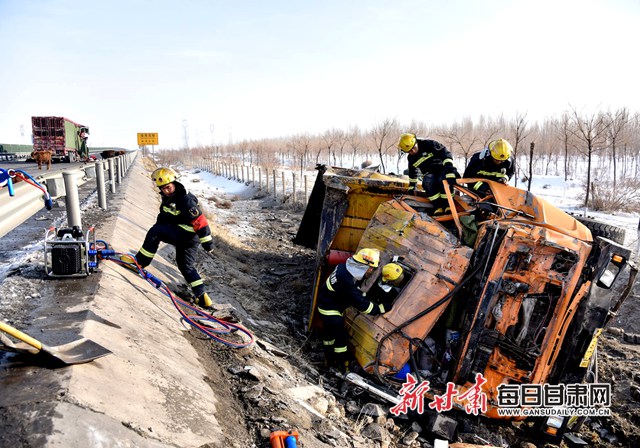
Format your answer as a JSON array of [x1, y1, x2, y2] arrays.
[[135, 167, 214, 308], [397, 133, 460, 215], [317, 248, 392, 372], [368, 262, 406, 304], [463, 138, 515, 197]]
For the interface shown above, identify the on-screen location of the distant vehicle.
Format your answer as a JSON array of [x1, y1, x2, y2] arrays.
[[31, 116, 90, 163]]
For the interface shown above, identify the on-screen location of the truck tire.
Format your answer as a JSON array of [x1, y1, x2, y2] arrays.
[[575, 216, 626, 245]]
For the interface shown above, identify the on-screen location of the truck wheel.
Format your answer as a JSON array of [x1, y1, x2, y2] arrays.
[[575, 216, 626, 245]]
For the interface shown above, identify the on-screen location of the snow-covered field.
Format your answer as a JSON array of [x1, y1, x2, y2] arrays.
[[524, 174, 639, 251]]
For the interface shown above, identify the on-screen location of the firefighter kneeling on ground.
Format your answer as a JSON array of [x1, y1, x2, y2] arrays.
[[135, 167, 214, 308], [318, 249, 402, 372]]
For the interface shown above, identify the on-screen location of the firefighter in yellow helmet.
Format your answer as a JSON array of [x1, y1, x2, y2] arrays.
[[397, 133, 460, 215], [317, 248, 392, 372], [135, 167, 214, 308], [463, 139, 515, 196]]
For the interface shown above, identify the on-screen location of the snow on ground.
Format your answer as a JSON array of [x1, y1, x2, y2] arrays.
[[179, 169, 255, 200], [525, 174, 640, 251]]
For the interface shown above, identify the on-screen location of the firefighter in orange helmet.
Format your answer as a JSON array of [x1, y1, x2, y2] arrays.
[[135, 167, 214, 308]]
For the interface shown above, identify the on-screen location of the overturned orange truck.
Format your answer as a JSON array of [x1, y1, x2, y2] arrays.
[[295, 165, 637, 435]]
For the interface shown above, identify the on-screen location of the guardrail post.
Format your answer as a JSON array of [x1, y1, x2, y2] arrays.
[[108, 158, 116, 193], [116, 157, 122, 184], [96, 160, 107, 210], [62, 171, 82, 229]]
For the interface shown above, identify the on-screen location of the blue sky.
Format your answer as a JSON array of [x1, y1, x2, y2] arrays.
[[1, 0, 638, 149]]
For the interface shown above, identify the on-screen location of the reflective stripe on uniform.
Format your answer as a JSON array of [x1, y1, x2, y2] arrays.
[[445, 173, 456, 178], [362, 302, 374, 314], [378, 304, 386, 314], [200, 235, 213, 243], [443, 158, 454, 165], [473, 181, 484, 190], [179, 224, 195, 232], [334, 346, 348, 353], [428, 192, 439, 201], [413, 155, 432, 167], [139, 247, 155, 258], [190, 279, 203, 287], [325, 277, 335, 292], [318, 307, 342, 317], [477, 170, 508, 180], [323, 339, 335, 346], [162, 206, 180, 215]]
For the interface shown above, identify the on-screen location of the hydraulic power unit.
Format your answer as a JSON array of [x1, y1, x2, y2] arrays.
[[44, 226, 99, 278]]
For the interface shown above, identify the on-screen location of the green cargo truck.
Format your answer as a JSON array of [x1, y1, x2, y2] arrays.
[[31, 116, 90, 162]]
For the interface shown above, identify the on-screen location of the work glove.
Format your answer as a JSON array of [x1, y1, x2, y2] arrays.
[[202, 241, 214, 253]]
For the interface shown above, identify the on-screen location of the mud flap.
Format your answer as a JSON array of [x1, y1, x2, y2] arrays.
[[293, 165, 328, 248]]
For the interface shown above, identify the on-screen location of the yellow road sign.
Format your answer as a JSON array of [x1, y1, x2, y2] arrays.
[[137, 133, 158, 146]]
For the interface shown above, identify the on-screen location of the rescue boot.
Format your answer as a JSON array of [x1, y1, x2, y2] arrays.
[[197, 292, 213, 308]]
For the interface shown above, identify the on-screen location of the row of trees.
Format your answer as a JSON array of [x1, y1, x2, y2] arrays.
[[157, 106, 640, 212]]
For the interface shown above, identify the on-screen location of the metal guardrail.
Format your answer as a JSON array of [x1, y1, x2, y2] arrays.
[[0, 152, 138, 239]]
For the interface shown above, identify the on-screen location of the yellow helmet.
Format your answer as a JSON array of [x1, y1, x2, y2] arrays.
[[352, 248, 380, 268], [152, 167, 177, 187], [382, 263, 403, 282], [489, 139, 513, 161], [397, 133, 417, 153]]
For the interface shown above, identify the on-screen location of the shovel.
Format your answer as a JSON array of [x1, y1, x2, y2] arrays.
[[0, 320, 111, 365]]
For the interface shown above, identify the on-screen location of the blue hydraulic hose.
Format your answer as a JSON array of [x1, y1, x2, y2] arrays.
[[4, 169, 53, 210]]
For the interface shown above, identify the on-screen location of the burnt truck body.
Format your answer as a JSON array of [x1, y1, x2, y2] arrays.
[[296, 165, 637, 435], [31, 116, 89, 162]]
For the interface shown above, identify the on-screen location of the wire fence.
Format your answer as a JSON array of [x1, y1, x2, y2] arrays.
[[192, 160, 317, 206]]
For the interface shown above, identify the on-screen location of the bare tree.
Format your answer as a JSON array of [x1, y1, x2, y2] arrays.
[[370, 118, 398, 173], [568, 105, 611, 208], [510, 112, 529, 187], [606, 107, 629, 194], [347, 126, 363, 168], [333, 129, 348, 167], [290, 133, 313, 176], [436, 117, 481, 168]]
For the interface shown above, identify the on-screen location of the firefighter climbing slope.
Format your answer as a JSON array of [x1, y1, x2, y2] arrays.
[[135, 167, 214, 308]]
